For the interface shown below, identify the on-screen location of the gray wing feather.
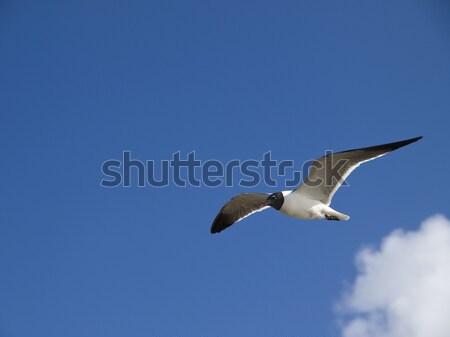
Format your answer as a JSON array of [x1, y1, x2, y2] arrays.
[[211, 193, 270, 233], [295, 137, 422, 205]]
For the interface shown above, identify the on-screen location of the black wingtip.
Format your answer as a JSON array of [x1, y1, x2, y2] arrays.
[[210, 225, 225, 234], [335, 136, 423, 155], [210, 212, 233, 234], [387, 136, 423, 150], [402, 136, 423, 144], [210, 214, 221, 234]]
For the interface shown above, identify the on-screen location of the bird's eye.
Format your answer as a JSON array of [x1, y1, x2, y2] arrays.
[[271, 195, 276, 199]]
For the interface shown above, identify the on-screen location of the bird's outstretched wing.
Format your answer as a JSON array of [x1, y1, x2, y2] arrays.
[[294, 136, 422, 205], [211, 193, 270, 233]]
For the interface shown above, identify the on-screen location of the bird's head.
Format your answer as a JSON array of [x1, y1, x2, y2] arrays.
[[265, 192, 284, 210]]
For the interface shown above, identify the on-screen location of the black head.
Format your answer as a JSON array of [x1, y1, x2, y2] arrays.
[[266, 192, 284, 210]]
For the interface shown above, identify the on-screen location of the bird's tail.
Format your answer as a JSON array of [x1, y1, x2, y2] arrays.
[[327, 208, 350, 220]]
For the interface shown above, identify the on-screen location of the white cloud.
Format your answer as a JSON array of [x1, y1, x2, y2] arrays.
[[336, 215, 450, 337]]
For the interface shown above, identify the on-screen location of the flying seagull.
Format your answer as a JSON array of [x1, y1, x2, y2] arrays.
[[211, 136, 422, 234]]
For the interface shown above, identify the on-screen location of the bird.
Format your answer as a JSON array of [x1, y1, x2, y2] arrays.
[[210, 136, 422, 234]]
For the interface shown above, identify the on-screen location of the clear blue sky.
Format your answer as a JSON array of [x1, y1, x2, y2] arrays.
[[1, 1, 449, 336]]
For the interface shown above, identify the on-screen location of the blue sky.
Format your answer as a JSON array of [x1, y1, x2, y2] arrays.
[[1, 1, 449, 336]]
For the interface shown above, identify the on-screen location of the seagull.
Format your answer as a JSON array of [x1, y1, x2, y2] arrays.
[[211, 136, 422, 233]]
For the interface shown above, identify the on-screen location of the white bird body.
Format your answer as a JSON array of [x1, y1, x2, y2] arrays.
[[280, 191, 349, 220]]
